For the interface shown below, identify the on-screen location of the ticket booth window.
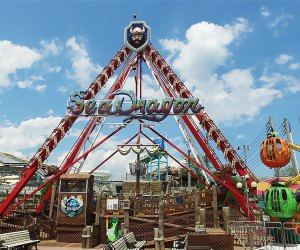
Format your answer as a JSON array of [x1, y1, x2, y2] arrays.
[[60, 180, 87, 193]]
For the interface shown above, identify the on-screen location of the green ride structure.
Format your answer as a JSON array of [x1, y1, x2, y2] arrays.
[[140, 139, 169, 182]]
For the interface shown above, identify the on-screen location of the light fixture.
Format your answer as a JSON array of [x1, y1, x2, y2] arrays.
[[117, 144, 159, 155], [236, 182, 243, 189], [244, 174, 250, 180], [251, 181, 257, 188]]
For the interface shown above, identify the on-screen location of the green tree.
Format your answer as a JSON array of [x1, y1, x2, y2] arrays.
[[40, 183, 51, 199], [224, 176, 242, 205], [280, 165, 297, 177]]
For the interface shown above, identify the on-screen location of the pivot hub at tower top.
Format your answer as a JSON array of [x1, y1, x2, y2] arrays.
[[124, 21, 151, 52]]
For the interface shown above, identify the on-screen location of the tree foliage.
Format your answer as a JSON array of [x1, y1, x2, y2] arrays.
[[40, 183, 51, 198]]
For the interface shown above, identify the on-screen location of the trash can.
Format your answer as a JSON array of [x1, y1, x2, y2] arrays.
[[187, 232, 212, 250]]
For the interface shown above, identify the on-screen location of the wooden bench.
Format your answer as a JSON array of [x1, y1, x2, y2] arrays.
[[102, 232, 146, 250], [0, 230, 40, 250], [123, 232, 146, 249]]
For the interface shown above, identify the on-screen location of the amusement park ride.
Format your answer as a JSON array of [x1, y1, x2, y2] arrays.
[[260, 131, 300, 223], [0, 19, 298, 226]]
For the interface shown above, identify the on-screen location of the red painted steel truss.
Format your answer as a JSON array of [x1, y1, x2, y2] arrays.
[[0, 35, 259, 220]]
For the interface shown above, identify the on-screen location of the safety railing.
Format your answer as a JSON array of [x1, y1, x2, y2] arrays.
[[229, 220, 300, 249]]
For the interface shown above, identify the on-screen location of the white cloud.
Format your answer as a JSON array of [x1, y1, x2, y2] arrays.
[[260, 73, 300, 93], [160, 18, 251, 86], [269, 14, 294, 29], [159, 38, 185, 62], [214, 69, 282, 125], [289, 63, 300, 70], [35, 84, 47, 92], [160, 20, 282, 125], [45, 65, 62, 73], [40, 39, 61, 55], [47, 109, 54, 116], [260, 7, 294, 37], [236, 134, 247, 140], [0, 40, 41, 88], [57, 86, 68, 93], [16, 75, 46, 92], [260, 6, 271, 17], [66, 37, 102, 88], [0, 116, 62, 153], [268, 13, 294, 37], [17, 80, 33, 89], [275, 54, 293, 65]]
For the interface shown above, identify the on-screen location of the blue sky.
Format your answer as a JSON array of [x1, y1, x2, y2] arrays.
[[0, 1, 299, 181]]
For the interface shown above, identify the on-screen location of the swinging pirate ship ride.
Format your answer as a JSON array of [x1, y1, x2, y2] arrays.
[[0, 17, 299, 247]]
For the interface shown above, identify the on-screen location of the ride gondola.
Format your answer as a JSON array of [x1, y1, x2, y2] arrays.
[[260, 132, 291, 168], [264, 181, 298, 219]]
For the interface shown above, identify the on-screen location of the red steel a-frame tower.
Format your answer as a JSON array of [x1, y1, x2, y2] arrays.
[[0, 20, 259, 219]]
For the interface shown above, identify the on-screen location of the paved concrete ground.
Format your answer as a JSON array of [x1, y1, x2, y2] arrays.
[[37, 240, 247, 249]]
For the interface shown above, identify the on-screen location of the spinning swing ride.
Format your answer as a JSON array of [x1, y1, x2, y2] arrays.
[[260, 131, 300, 224]]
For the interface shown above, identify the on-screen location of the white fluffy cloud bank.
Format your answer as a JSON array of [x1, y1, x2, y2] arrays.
[[66, 37, 102, 88], [160, 19, 282, 125], [0, 40, 41, 88], [0, 116, 62, 154]]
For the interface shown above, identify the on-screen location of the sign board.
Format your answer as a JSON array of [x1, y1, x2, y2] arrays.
[[60, 195, 84, 217], [107, 198, 119, 210], [67, 90, 204, 122], [124, 21, 151, 53]]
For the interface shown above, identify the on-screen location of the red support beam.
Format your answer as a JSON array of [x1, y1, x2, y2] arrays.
[[2, 124, 126, 217], [141, 132, 211, 189], [145, 126, 259, 217], [0, 47, 131, 216], [89, 132, 139, 174], [144, 46, 259, 219], [35, 53, 136, 213], [144, 45, 258, 185]]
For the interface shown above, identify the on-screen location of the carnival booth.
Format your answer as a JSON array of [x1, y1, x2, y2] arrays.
[[56, 174, 94, 242]]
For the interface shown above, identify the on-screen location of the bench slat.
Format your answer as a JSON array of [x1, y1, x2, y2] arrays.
[[104, 232, 146, 250], [4, 240, 40, 247], [0, 230, 39, 249]]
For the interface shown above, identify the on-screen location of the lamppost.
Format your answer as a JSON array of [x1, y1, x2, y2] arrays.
[[237, 174, 257, 220]]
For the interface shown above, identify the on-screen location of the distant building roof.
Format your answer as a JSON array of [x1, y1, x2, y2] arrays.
[[60, 173, 92, 179], [0, 152, 27, 166]]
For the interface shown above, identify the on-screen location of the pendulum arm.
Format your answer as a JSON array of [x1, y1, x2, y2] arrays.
[[35, 53, 136, 213], [144, 45, 257, 185], [144, 45, 258, 219], [144, 45, 257, 183], [65, 52, 136, 175]]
